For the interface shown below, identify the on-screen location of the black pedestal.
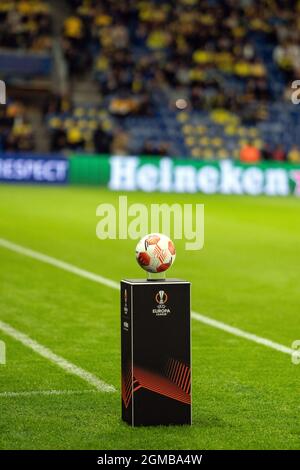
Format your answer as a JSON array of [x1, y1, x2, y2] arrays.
[[121, 279, 191, 427]]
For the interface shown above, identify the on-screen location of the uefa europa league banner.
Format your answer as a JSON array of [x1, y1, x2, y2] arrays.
[[70, 154, 300, 197]]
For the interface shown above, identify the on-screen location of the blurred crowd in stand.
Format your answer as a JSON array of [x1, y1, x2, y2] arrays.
[[0, 0, 52, 51], [1, 0, 300, 161], [0, 100, 34, 152]]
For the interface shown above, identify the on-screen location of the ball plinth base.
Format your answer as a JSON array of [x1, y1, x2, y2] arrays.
[[147, 271, 166, 281], [121, 278, 191, 427]]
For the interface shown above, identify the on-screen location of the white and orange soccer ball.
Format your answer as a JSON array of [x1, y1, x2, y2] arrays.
[[135, 233, 176, 273]]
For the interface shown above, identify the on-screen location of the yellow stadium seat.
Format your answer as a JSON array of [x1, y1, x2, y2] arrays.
[[191, 147, 202, 158], [248, 127, 259, 137], [49, 117, 61, 129], [88, 108, 97, 117], [199, 136, 210, 146], [98, 110, 107, 118], [102, 120, 112, 131], [217, 149, 230, 159], [193, 50, 214, 64], [211, 137, 223, 147], [224, 125, 237, 136], [185, 136, 196, 146], [177, 112, 189, 123], [88, 120, 98, 130], [254, 139, 263, 149], [78, 119, 87, 129], [196, 125, 207, 134], [182, 124, 194, 135], [237, 127, 247, 136], [233, 149, 240, 159], [210, 109, 232, 124], [63, 119, 75, 129], [203, 147, 214, 159], [74, 107, 85, 118]]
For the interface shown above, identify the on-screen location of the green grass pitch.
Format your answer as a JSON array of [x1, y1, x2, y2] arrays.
[[0, 184, 300, 450]]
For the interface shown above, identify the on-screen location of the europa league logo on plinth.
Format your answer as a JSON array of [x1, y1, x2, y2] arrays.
[[121, 233, 191, 427], [156, 290, 168, 305]]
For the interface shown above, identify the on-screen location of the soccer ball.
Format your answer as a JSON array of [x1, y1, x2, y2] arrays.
[[136, 233, 176, 273]]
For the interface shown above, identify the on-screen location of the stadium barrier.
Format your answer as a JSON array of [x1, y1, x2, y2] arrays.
[[1, 152, 300, 196], [0, 49, 52, 77]]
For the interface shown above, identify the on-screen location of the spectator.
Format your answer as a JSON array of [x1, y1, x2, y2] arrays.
[[158, 142, 170, 156], [111, 130, 129, 155], [272, 145, 286, 162], [141, 140, 154, 156], [63, 15, 84, 42], [240, 142, 261, 163], [50, 127, 67, 152], [288, 146, 300, 163], [261, 143, 273, 161], [93, 125, 112, 154], [66, 126, 84, 150], [0, 99, 34, 151]]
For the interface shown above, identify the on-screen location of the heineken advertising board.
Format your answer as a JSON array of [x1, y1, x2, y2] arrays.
[[90, 156, 299, 196]]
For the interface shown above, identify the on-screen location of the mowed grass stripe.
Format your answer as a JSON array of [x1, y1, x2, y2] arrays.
[[0, 237, 294, 357]]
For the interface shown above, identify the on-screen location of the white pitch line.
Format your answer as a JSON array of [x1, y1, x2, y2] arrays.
[[191, 311, 294, 355], [0, 389, 98, 398], [0, 320, 116, 393], [0, 237, 294, 357], [0, 238, 119, 290]]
